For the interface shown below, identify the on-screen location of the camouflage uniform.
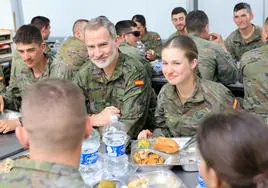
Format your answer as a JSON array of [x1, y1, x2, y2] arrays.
[[2, 56, 73, 111], [10, 44, 55, 78], [154, 78, 238, 137], [168, 31, 180, 40], [74, 52, 152, 139], [54, 36, 89, 74], [142, 31, 162, 59], [225, 25, 263, 61], [189, 34, 238, 84], [239, 43, 268, 123], [0, 65, 6, 93], [0, 159, 89, 188]]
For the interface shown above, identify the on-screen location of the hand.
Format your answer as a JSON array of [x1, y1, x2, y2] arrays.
[[0, 119, 20, 134], [138, 129, 153, 139], [0, 96, 4, 112], [90, 106, 120, 127], [209, 33, 228, 52], [145, 49, 156, 61]]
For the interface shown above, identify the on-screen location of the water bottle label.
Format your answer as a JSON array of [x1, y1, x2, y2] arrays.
[[80, 151, 98, 165], [105, 144, 125, 157], [198, 175, 207, 188]]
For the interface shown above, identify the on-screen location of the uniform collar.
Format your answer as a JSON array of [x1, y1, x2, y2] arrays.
[[233, 24, 261, 43]]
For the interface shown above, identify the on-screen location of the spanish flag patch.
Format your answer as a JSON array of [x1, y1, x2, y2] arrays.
[[134, 80, 144, 86]]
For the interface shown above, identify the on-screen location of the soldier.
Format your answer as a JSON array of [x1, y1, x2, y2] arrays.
[[186, 10, 238, 84], [74, 16, 153, 139], [239, 17, 268, 124], [11, 16, 54, 78], [0, 66, 6, 93], [132, 14, 162, 60], [225, 2, 263, 61], [0, 79, 91, 187], [168, 7, 188, 40], [138, 36, 239, 138], [0, 25, 72, 134], [54, 19, 89, 74]]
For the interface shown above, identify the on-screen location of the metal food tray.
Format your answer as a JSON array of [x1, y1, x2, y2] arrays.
[[130, 137, 191, 169]]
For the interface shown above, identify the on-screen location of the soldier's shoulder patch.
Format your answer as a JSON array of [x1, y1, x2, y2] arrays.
[[134, 79, 144, 86], [0, 159, 14, 173]]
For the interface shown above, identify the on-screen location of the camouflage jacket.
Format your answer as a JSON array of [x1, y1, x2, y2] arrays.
[[74, 52, 152, 138], [0, 65, 6, 93], [153, 78, 238, 137], [10, 43, 55, 78], [54, 36, 89, 74], [239, 43, 268, 123], [0, 159, 89, 188], [168, 31, 180, 40], [189, 34, 238, 84], [3, 57, 73, 111], [142, 31, 162, 59], [225, 25, 263, 61]]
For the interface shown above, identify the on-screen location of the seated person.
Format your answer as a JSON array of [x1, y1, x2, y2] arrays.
[[0, 79, 92, 187], [225, 2, 263, 62], [186, 10, 238, 84], [239, 17, 268, 124], [0, 25, 72, 134], [74, 16, 153, 139], [132, 14, 162, 61], [197, 112, 268, 188], [0, 66, 6, 93], [168, 7, 188, 39], [54, 19, 89, 74], [138, 36, 239, 138]]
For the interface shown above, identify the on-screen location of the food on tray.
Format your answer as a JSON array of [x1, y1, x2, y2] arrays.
[[137, 139, 151, 149], [15, 154, 30, 160], [133, 150, 165, 165], [97, 180, 116, 188], [128, 177, 149, 188], [153, 137, 179, 154]]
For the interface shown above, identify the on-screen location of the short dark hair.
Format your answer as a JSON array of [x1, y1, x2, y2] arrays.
[[234, 2, 252, 13], [115, 20, 137, 35], [132, 14, 146, 27], [14, 24, 43, 45], [197, 113, 268, 188], [265, 16, 268, 25], [163, 35, 198, 62], [72, 19, 88, 35], [30, 16, 50, 30], [171, 7, 187, 16], [186, 10, 208, 34]]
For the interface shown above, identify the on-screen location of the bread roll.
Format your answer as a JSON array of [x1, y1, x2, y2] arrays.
[[153, 137, 179, 154]]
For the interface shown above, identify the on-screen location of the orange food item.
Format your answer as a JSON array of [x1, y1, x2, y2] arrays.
[[153, 137, 179, 154]]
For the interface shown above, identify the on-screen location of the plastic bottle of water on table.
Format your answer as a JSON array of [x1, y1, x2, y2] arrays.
[[79, 128, 102, 185], [102, 116, 128, 178]]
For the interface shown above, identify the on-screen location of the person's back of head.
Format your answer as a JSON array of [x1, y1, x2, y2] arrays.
[[30, 16, 50, 40], [262, 17, 268, 42], [197, 112, 268, 188], [72, 19, 89, 41], [14, 24, 43, 45], [171, 7, 187, 17], [20, 79, 88, 154], [233, 2, 252, 14], [186, 10, 208, 36], [131, 14, 146, 27], [115, 20, 137, 36]]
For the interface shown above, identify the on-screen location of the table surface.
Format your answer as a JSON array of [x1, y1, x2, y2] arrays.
[[0, 133, 25, 160]]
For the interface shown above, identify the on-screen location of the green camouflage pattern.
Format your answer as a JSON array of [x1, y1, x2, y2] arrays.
[[190, 35, 238, 84], [153, 78, 238, 137], [74, 52, 152, 138], [0, 159, 89, 188], [2, 57, 73, 111], [239, 44, 268, 123], [0, 66, 6, 93], [225, 25, 263, 61], [54, 36, 89, 74], [10, 44, 55, 78], [142, 31, 162, 58], [168, 31, 180, 40]]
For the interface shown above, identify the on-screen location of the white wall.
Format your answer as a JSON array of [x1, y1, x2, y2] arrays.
[[0, 0, 14, 30], [21, 0, 189, 39], [198, 0, 267, 39]]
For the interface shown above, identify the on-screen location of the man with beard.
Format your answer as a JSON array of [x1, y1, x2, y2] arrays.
[[168, 7, 188, 40], [74, 16, 152, 139]]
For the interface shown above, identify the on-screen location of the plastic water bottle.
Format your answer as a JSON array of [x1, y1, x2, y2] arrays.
[[102, 116, 128, 178], [136, 40, 146, 59], [80, 128, 103, 185]]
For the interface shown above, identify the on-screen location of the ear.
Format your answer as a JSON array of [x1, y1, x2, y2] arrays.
[[15, 126, 29, 149], [114, 35, 121, 48], [191, 58, 198, 70], [206, 168, 222, 188], [40, 41, 46, 52], [204, 24, 209, 33], [84, 116, 92, 139]]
